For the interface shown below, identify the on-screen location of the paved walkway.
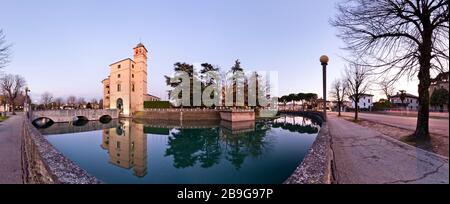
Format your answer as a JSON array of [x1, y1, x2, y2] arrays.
[[0, 114, 24, 184], [329, 115, 449, 184]]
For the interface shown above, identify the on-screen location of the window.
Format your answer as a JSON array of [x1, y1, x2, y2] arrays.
[[132, 83, 135, 92], [117, 84, 121, 92], [132, 64, 134, 68], [118, 74, 121, 78], [132, 74, 134, 78], [116, 141, 121, 149], [368, 99, 371, 103], [118, 65, 121, 69]]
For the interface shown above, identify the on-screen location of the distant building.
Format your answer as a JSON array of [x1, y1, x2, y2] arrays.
[[389, 92, 419, 111], [102, 43, 160, 116], [145, 94, 161, 102], [429, 72, 449, 112], [349, 94, 374, 110]]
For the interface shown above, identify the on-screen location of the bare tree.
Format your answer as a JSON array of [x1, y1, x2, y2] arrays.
[[41, 92, 53, 110], [330, 79, 348, 117], [0, 74, 26, 115], [332, 0, 449, 139], [90, 98, 99, 109], [77, 97, 86, 109], [378, 78, 395, 100], [54, 97, 64, 110], [67, 95, 77, 107], [0, 29, 11, 70], [344, 63, 372, 121]]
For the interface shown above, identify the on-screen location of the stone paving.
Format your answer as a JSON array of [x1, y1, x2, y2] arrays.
[[329, 115, 449, 184], [0, 114, 23, 184]]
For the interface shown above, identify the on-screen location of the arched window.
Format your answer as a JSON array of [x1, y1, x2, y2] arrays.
[[132, 83, 135, 92], [118, 74, 121, 78], [117, 84, 121, 92]]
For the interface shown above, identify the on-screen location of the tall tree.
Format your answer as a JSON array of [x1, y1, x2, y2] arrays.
[[230, 59, 243, 74], [41, 92, 53, 110], [0, 29, 11, 70], [165, 62, 198, 107], [0, 74, 26, 115], [330, 79, 348, 116], [77, 97, 86, 109], [54, 97, 64, 110], [344, 63, 371, 121], [378, 78, 395, 100], [430, 88, 449, 112], [332, 0, 449, 139], [399, 90, 407, 106], [67, 95, 77, 107]]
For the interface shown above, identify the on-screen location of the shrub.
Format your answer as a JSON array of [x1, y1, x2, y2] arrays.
[[144, 101, 171, 109]]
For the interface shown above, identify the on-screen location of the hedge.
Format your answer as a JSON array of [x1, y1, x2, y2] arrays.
[[144, 101, 171, 109]]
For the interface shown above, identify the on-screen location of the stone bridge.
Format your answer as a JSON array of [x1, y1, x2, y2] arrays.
[[31, 109, 119, 123]]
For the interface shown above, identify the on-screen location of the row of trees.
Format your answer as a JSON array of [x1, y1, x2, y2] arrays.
[[278, 93, 318, 111], [331, 0, 449, 140], [37, 92, 103, 110], [165, 60, 270, 108]]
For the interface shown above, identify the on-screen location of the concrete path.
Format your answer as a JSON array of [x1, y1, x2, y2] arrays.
[[329, 115, 449, 184], [0, 114, 24, 184], [338, 112, 449, 137]]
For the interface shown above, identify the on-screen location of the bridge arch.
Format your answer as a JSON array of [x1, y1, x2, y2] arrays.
[[32, 117, 55, 129], [31, 109, 119, 123], [99, 115, 113, 124]]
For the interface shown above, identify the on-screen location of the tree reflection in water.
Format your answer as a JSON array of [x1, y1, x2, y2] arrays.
[[165, 116, 318, 170], [271, 115, 320, 134]]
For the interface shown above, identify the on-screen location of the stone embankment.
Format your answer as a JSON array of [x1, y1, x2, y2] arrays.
[[21, 117, 101, 184], [284, 111, 333, 184]]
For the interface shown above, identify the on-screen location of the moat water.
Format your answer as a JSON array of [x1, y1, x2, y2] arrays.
[[37, 115, 319, 184]]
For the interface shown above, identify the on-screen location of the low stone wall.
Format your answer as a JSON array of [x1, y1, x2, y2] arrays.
[[283, 112, 333, 184], [135, 109, 221, 121], [21, 118, 101, 184]]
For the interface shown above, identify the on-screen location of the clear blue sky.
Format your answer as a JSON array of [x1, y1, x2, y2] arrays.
[[1, 0, 418, 102]]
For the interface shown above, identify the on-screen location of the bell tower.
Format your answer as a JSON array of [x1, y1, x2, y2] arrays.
[[132, 43, 148, 112]]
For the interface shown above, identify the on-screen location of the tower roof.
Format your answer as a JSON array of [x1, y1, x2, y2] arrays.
[[134, 43, 148, 52]]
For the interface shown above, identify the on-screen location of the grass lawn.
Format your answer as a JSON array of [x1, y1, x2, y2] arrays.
[[0, 116, 9, 122]]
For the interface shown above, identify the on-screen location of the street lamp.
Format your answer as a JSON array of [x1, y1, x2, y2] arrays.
[[24, 87, 31, 118], [320, 55, 329, 121]]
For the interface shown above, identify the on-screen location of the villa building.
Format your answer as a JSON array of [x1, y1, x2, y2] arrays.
[[389, 92, 419, 111], [350, 94, 374, 110], [102, 43, 160, 117]]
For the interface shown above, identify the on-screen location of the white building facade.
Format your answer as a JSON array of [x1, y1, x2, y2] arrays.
[[390, 93, 419, 111], [350, 94, 374, 110]]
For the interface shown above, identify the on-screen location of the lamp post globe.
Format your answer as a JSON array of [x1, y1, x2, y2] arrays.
[[320, 55, 329, 65]]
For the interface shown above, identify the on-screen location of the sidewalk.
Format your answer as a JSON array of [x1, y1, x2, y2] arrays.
[[328, 115, 449, 184], [0, 114, 24, 184]]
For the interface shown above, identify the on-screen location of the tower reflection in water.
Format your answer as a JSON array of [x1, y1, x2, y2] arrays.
[[101, 120, 148, 177]]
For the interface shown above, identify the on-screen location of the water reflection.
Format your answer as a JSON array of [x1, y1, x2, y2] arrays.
[[40, 115, 320, 184], [101, 120, 148, 177]]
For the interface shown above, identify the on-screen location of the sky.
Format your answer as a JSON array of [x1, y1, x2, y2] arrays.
[[0, 0, 420, 103]]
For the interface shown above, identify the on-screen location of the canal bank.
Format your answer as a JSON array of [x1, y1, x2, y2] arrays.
[[21, 115, 101, 184], [284, 112, 333, 184]]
